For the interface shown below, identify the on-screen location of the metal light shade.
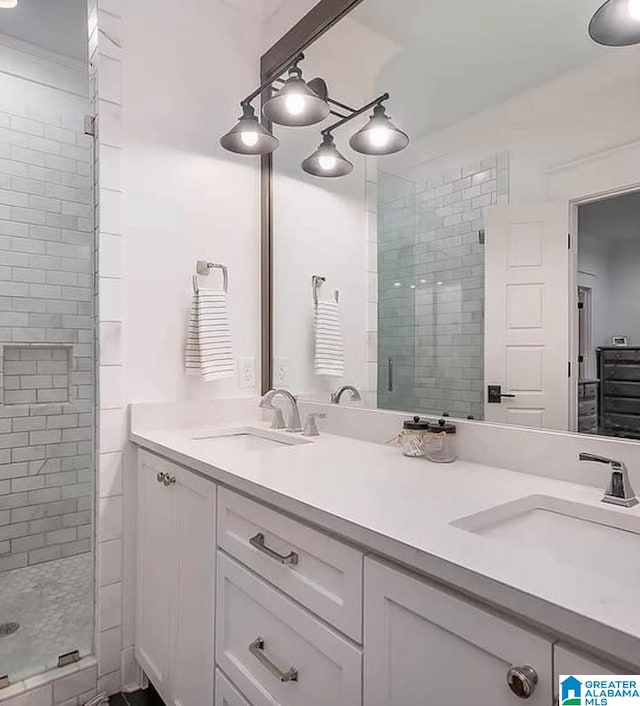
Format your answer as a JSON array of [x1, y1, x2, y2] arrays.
[[302, 134, 353, 178], [263, 70, 330, 127], [220, 104, 279, 155], [590, 0, 640, 45], [349, 104, 409, 156]]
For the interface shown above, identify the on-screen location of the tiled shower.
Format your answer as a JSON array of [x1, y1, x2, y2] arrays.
[[0, 69, 95, 682], [377, 153, 509, 420]]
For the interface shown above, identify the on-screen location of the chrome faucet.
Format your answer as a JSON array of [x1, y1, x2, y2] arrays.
[[331, 385, 362, 405], [579, 453, 638, 508], [259, 389, 303, 432]]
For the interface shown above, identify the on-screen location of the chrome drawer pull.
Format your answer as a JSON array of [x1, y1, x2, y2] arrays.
[[249, 532, 299, 565], [249, 637, 298, 683]]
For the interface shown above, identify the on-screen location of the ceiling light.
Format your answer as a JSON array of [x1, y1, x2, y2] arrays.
[[220, 104, 279, 156], [263, 67, 330, 127], [349, 104, 409, 156], [590, 0, 640, 45], [0, 0, 18, 7], [302, 134, 353, 178]]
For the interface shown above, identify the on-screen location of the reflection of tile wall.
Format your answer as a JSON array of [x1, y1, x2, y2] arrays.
[[378, 153, 509, 419]]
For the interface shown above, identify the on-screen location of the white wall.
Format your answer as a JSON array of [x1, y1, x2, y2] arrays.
[[609, 238, 640, 345], [122, 0, 263, 404], [389, 49, 640, 202]]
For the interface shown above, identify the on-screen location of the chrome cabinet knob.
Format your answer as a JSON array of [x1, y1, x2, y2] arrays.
[[156, 472, 167, 484], [507, 666, 538, 699], [163, 475, 176, 487]]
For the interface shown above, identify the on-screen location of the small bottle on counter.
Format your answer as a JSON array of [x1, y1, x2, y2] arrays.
[[398, 416, 430, 457], [425, 418, 457, 463]]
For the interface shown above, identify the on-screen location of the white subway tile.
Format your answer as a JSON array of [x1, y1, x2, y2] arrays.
[[98, 626, 121, 676], [98, 582, 122, 631], [98, 495, 122, 542], [98, 538, 122, 586]]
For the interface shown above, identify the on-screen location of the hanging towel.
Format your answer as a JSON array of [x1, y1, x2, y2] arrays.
[[314, 299, 345, 377], [186, 289, 234, 381]]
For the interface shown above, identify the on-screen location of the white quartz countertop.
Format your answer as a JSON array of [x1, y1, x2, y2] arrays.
[[130, 420, 640, 667]]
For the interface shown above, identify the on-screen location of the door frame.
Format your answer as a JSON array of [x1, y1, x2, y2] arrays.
[[567, 181, 640, 430]]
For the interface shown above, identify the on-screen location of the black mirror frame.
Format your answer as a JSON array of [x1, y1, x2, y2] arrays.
[[260, 0, 365, 393]]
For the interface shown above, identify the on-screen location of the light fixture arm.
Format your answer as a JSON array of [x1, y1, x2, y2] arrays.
[[241, 52, 305, 107], [321, 93, 390, 136]]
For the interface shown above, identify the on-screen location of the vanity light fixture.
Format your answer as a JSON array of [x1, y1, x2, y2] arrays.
[[302, 93, 410, 178], [302, 134, 353, 177], [219, 103, 279, 155], [0, 0, 18, 7], [590, 0, 640, 45], [220, 53, 330, 156]]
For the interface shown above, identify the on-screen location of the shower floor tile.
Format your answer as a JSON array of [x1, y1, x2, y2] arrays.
[[0, 554, 93, 683]]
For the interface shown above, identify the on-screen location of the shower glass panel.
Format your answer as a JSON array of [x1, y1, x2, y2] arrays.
[[0, 1, 94, 684], [377, 154, 507, 420]]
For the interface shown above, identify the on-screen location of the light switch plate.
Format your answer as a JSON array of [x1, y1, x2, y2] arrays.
[[238, 357, 256, 389], [274, 357, 290, 386]]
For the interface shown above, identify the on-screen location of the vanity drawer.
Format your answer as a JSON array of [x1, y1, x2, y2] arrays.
[[215, 669, 251, 706], [216, 552, 362, 706], [217, 487, 363, 640]]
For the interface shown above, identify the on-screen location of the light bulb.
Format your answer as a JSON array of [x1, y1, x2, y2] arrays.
[[240, 131, 259, 147], [369, 126, 391, 148], [0, 0, 18, 7], [318, 155, 337, 171], [629, 0, 640, 19], [285, 93, 306, 116]]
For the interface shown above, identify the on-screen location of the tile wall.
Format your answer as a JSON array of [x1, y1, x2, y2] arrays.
[[377, 153, 509, 419], [0, 108, 94, 571]]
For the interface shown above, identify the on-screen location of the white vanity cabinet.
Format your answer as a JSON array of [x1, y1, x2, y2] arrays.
[[135, 450, 216, 706], [364, 558, 554, 706]]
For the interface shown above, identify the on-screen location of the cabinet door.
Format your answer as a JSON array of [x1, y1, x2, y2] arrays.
[[364, 558, 553, 706], [554, 643, 629, 704], [171, 467, 216, 706], [136, 451, 177, 703]]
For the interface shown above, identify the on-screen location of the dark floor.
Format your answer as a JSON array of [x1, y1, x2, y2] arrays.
[[108, 684, 165, 706]]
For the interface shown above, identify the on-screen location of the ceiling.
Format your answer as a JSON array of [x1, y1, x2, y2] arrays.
[[342, 0, 614, 139], [0, 0, 87, 61], [580, 191, 640, 244]]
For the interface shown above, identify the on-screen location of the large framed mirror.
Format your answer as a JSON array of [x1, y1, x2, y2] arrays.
[[262, 0, 640, 442]]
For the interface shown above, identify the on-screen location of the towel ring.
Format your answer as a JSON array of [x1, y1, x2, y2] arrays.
[[312, 274, 339, 305], [193, 260, 229, 294]]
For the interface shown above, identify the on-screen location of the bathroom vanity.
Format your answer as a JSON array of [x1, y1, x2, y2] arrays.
[[130, 407, 640, 706]]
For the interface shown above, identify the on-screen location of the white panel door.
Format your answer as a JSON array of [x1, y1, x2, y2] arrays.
[[485, 202, 571, 430], [171, 467, 216, 706], [364, 558, 553, 706], [135, 451, 177, 704]]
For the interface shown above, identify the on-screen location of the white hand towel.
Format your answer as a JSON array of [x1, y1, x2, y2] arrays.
[[186, 289, 234, 381], [314, 299, 345, 377]]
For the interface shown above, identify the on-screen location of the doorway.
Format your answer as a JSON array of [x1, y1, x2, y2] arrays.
[[576, 191, 640, 439]]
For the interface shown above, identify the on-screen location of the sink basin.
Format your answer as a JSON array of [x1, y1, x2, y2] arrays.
[[189, 426, 311, 452], [452, 495, 640, 587]]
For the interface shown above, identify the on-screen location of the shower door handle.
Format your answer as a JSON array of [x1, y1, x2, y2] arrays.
[[387, 358, 394, 392]]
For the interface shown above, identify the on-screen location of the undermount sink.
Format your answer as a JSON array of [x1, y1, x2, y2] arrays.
[[189, 426, 311, 452], [452, 495, 640, 587]]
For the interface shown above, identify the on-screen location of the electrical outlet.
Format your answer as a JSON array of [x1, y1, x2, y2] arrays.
[[238, 357, 256, 389], [274, 357, 290, 386]]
